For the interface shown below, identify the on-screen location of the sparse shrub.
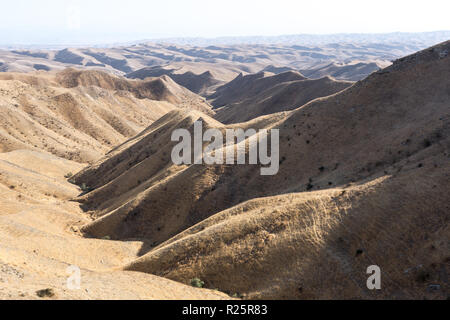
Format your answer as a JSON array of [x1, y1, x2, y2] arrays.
[[64, 172, 73, 179], [375, 161, 384, 167], [190, 278, 205, 288], [416, 270, 431, 283], [80, 183, 92, 193], [36, 288, 55, 298], [423, 139, 432, 148]]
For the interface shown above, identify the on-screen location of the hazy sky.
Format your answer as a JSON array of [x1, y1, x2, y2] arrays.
[[1, 0, 450, 44]]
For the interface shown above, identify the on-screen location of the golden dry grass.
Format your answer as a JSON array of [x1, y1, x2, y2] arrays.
[[0, 41, 449, 300], [76, 41, 450, 299]]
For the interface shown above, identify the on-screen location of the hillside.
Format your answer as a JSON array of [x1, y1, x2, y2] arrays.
[[0, 68, 226, 300], [209, 71, 308, 107], [0, 69, 214, 163], [72, 41, 450, 299], [213, 73, 353, 123], [0, 149, 228, 299], [127, 66, 224, 96], [56, 69, 214, 115], [300, 61, 386, 81]]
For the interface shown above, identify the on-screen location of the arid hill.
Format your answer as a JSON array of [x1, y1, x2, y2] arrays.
[[260, 65, 296, 74], [0, 72, 170, 163], [0, 69, 213, 163], [213, 72, 353, 123], [0, 69, 224, 300], [4, 33, 449, 81], [0, 39, 449, 300], [301, 61, 385, 81], [73, 41, 449, 299], [209, 71, 308, 107], [127, 66, 224, 96], [56, 69, 214, 115], [0, 149, 228, 299]]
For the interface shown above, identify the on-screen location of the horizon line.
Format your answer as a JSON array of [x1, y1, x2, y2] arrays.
[[1, 30, 449, 49]]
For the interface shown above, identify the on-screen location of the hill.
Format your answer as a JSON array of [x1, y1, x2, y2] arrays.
[[4, 32, 450, 81], [0, 149, 228, 299], [301, 61, 385, 81], [0, 69, 212, 163], [209, 71, 308, 107], [127, 66, 224, 96], [73, 41, 450, 299], [213, 73, 353, 123]]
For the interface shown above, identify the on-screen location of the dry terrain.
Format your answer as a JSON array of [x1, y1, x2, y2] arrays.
[[211, 71, 353, 123], [2, 31, 450, 86], [0, 150, 227, 299], [0, 39, 449, 300]]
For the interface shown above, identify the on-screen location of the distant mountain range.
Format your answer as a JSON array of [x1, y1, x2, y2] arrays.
[[3, 31, 450, 85], [1, 31, 449, 49], [142, 31, 450, 46]]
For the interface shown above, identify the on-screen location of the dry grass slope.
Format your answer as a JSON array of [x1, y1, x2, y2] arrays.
[[76, 41, 450, 299], [0, 150, 229, 299], [1, 41, 449, 300], [0, 69, 215, 163], [214, 73, 353, 123]]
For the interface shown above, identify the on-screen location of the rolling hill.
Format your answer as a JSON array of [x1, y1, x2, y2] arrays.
[[212, 72, 353, 123], [0, 69, 213, 163], [127, 66, 224, 96], [3, 32, 450, 83], [68, 41, 450, 299], [0, 39, 449, 300]]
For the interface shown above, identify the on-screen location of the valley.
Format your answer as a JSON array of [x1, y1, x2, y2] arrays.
[[0, 36, 449, 300]]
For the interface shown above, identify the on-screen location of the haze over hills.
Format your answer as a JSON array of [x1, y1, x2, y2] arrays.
[[0, 32, 449, 300], [141, 31, 450, 46], [2, 31, 450, 86]]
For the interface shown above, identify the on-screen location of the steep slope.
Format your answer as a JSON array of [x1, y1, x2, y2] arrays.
[[0, 69, 215, 164], [57, 69, 214, 115], [214, 75, 353, 123], [209, 71, 307, 108], [125, 168, 449, 299], [0, 71, 176, 163], [127, 66, 224, 96], [0, 149, 228, 300], [74, 41, 450, 299], [3, 32, 449, 77], [301, 61, 385, 81]]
